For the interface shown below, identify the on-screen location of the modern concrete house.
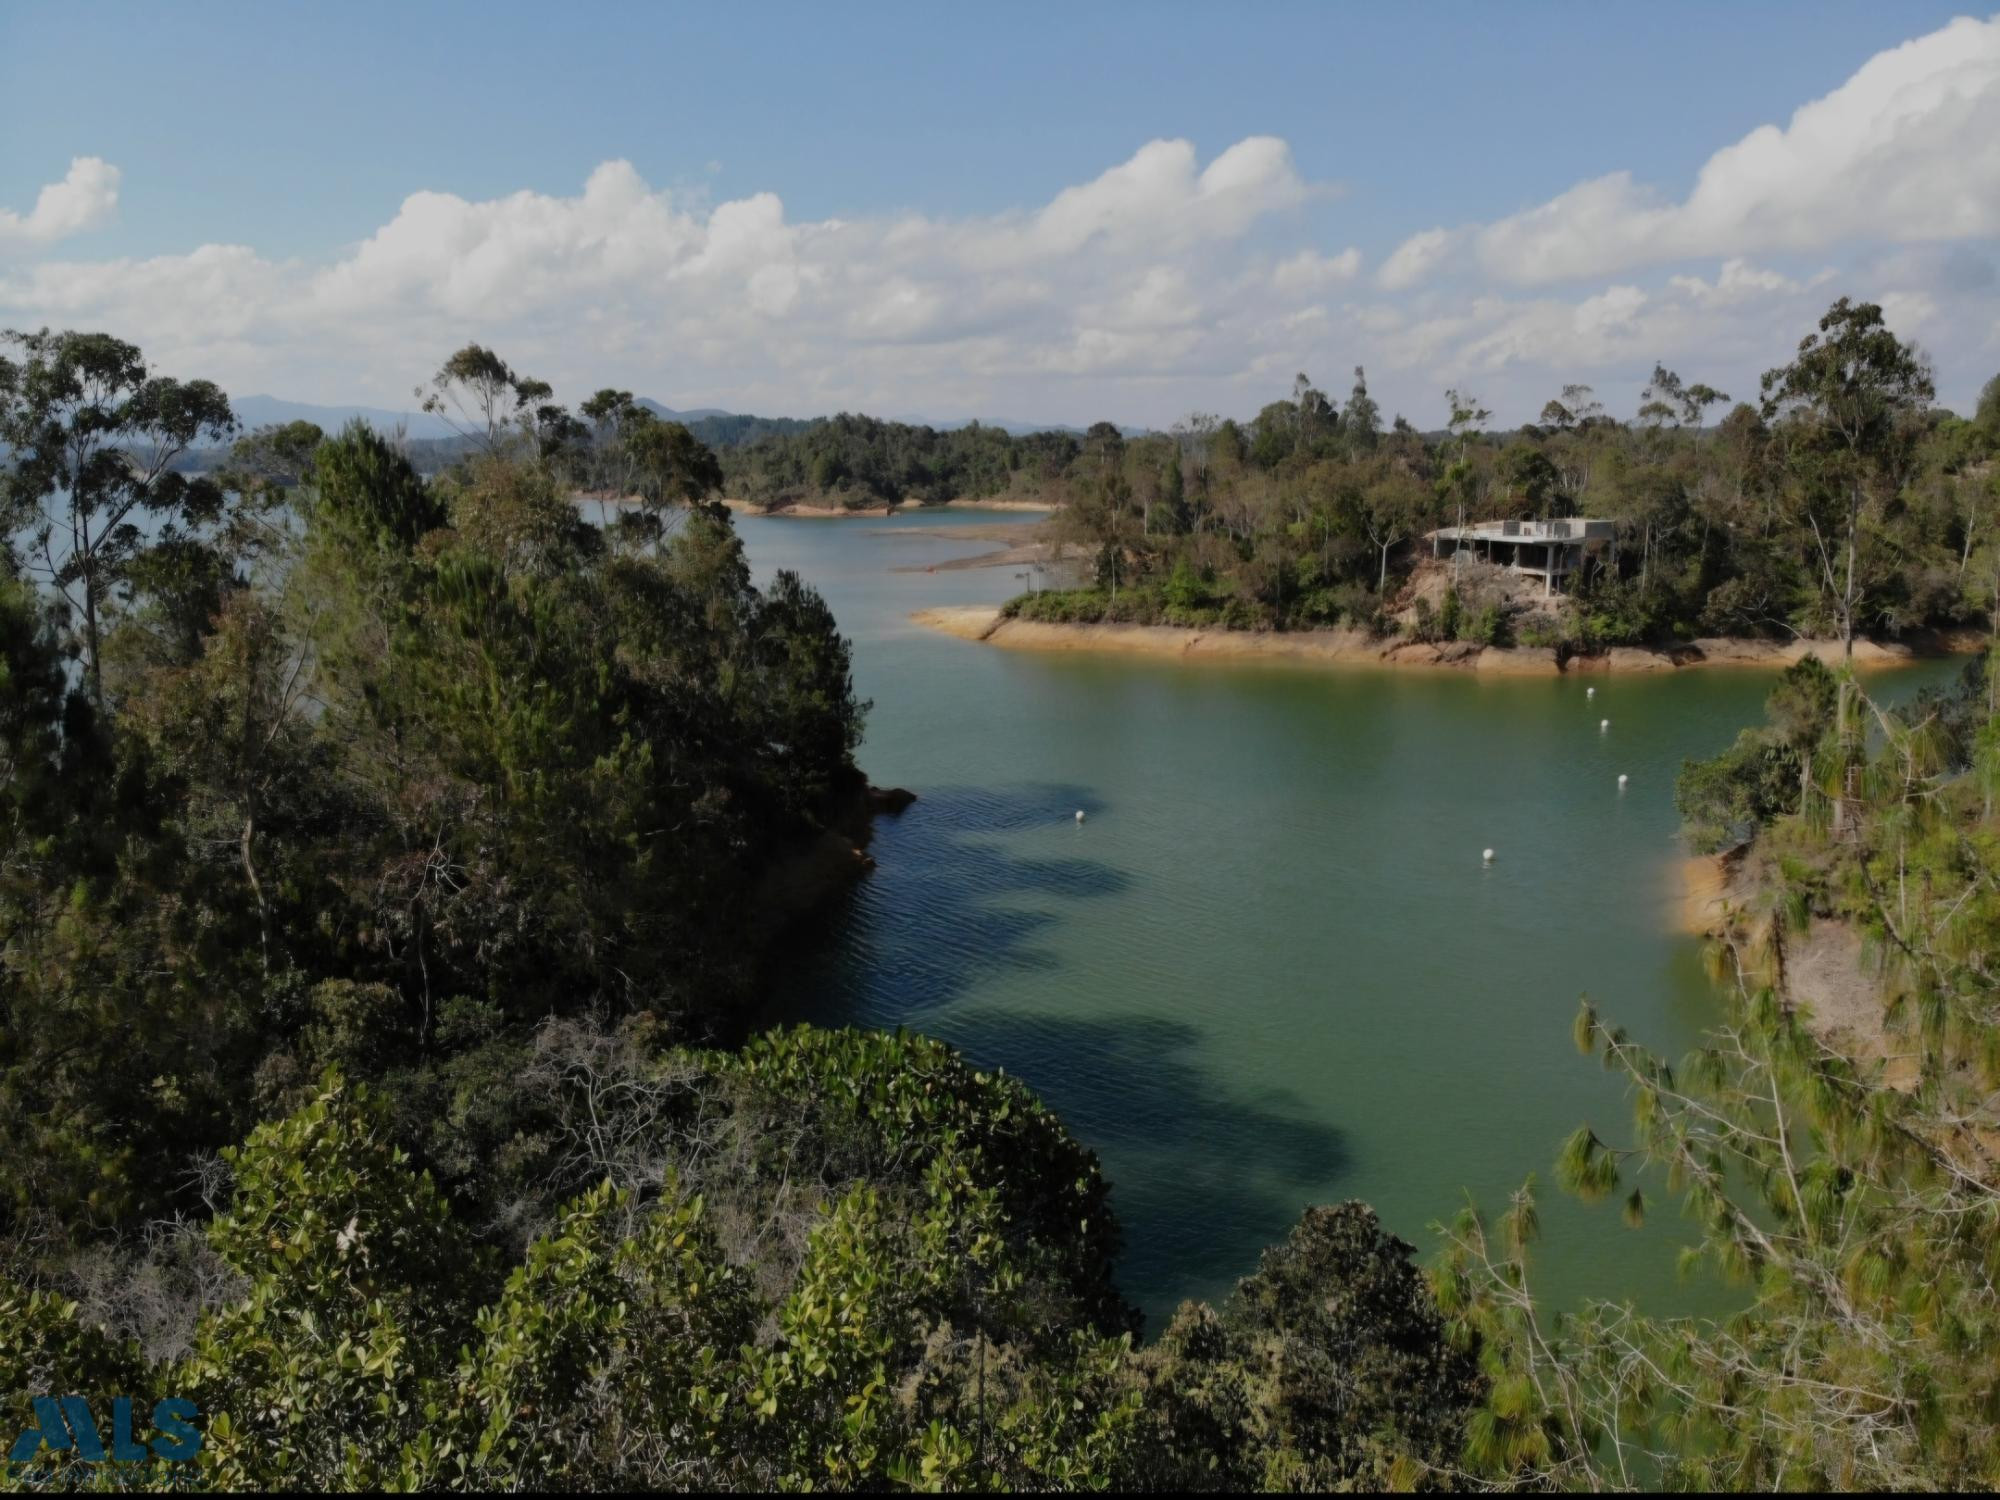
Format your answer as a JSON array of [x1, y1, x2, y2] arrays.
[[1427, 518, 1616, 596]]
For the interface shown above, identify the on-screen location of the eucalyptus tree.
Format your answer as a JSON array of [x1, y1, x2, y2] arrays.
[[1360, 464, 1433, 592], [1638, 363, 1729, 432], [1292, 370, 1337, 455], [0, 329, 235, 704], [1172, 410, 1221, 503], [1439, 387, 1490, 579], [623, 409, 725, 511], [417, 343, 549, 452], [226, 420, 324, 490], [1760, 298, 1935, 660], [1083, 419, 1125, 479], [1341, 365, 1381, 454]]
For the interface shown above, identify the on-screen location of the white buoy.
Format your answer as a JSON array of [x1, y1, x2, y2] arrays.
[[1586, 686, 1596, 699], [1618, 774, 1629, 789], [1482, 847, 1495, 864], [1075, 810, 1086, 824], [1600, 718, 1610, 731]]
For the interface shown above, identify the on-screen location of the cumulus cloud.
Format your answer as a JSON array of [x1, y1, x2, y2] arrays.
[[0, 157, 121, 248], [0, 139, 1328, 415], [1377, 228, 1461, 291], [1272, 247, 1362, 294], [1385, 13, 2000, 288], [4, 22, 1999, 431]]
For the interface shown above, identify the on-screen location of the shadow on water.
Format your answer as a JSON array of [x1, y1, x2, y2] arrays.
[[946, 1009, 1349, 1316], [770, 781, 1349, 1318], [772, 782, 1125, 1022]]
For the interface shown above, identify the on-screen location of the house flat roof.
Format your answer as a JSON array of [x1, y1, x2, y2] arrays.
[[1429, 519, 1615, 542]]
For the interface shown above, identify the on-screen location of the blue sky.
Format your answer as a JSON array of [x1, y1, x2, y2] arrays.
[[3, 2, 1997, 426]]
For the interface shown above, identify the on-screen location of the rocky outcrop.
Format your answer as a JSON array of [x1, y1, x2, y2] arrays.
[[1472, 646, 1565, 676], [866, 785, 918, 816], [1605, 646, 1679, 672], [1679, 847, 1913, 1087], [753, 781, 917, 936], [1684, 636, 1918, 668]]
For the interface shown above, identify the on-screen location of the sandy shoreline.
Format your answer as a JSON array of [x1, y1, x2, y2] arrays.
[[724, 497, 1055, 519], [909, 608, 1983, 675], [722, 498, 891, 518], [937, 498, 1057, 512], [895, 542, 1052, 574], [1676, 853, 1736, 936]]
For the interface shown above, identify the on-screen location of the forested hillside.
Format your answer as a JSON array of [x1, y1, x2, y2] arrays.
[[720, 412, 1091, 509], [0, 330, 1481, 1490], [994, 301, 2000, 656]]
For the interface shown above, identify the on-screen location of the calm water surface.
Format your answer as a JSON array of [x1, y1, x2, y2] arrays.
[[738, 508, 1958, 1330]]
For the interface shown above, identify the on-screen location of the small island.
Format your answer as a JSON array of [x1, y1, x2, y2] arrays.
[[915, 302, 1997, 678]]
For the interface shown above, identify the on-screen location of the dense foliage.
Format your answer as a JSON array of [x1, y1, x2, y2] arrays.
[[980, 304, 1998, 652], [0, 333, 1486, 1490], [1, 1031, 1477, 1491], [721, 412, 1089, 510], [0, 332, 871, 1255], [1673, 655, 1842, 852]]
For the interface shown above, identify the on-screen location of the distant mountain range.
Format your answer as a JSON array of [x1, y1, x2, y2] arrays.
[[219, 394, 1144, 447], [634, 399, 740, 423], [633, 398, 1142, 440]]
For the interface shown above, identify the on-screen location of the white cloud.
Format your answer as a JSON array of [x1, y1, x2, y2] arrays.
[[0, 139, 1330, 416], [1378, 227, 1460, 291], [1667, 258, 1820, 305], [4, 23, 2000, 432], [1386, 13, 2000, 289], [0, 157, 121, 248], [1027, 136, 1307, 258], [1273, 247, 1361, 295]]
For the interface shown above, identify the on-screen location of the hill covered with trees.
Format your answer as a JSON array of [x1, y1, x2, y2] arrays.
[[718, 412, 1091, 510], [994, 301, 2000, 659], [0, 329, 1481, 1490]]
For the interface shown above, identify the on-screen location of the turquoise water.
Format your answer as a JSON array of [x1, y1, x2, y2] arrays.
[[740, 509, 1959, 1330]]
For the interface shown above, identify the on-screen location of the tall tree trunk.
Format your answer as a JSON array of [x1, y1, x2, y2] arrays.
[[83, 577, 102, 705], [1843, 485, 1860, 663]]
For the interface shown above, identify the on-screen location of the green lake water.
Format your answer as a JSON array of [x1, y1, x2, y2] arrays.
[[738, 508, 1961, 1331]]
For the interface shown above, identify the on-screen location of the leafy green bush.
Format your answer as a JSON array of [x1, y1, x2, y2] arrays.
[[3, 1035, 1484, 1491], [1573, 573, 1669, 648], [1675, 732, 1802, 852], [1514, 613, 1564, 650], [1162, 555, 1210, 613], [1406, 597, 1439, 643], [1330, 583, 1388, 633], [1458, 602, 1506, 646], [1438, 587, 1463, 642], [1674, 657, 1839, 851]]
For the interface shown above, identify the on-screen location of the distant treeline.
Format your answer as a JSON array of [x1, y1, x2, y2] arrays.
[[1003, 299, 2000, 652], [166, 405, 822, 476], [719, 411, 1093, 508], [666, 407, 819, 448]]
